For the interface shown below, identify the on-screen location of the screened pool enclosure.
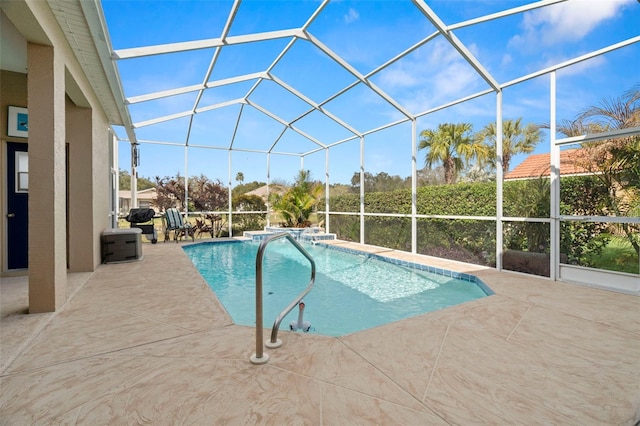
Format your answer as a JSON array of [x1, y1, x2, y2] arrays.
[[103, 0, 640, 294]]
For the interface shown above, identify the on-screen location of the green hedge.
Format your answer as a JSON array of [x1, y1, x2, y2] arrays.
[[322, 176, 613, 268], [323, 182, 498, 216]]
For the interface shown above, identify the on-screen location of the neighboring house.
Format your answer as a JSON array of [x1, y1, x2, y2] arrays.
[[244, 184, 287, 202], [119, 188, 157, 214], [505, 148, 592, 180]]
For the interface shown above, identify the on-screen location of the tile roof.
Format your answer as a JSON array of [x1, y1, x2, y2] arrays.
[[505, 148, 591, 180], [245, 184, 287, 201]]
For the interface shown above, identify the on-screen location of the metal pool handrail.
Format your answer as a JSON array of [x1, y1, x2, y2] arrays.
[[250, 232, 316, 365]]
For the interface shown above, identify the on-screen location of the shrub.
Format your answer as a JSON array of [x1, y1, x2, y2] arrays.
[[232, 194, 266, 233]]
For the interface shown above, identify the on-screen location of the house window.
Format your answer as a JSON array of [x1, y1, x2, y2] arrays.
[[15, 151, 28, 192]]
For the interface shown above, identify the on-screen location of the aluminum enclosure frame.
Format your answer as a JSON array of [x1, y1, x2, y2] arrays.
[[91, 0, 638, 294]]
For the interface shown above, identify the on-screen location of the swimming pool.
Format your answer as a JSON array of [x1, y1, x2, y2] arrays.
[[183, 240, 492, 336]]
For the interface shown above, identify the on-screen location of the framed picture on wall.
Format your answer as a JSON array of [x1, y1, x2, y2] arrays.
[[8, 106, 28, 138]]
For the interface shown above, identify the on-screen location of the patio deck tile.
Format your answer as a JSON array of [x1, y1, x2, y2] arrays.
[[1, 239, 638, 424]]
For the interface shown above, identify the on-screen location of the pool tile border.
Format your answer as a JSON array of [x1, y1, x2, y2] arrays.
[[184, 238, 494, 297], [312, 242, 495, 296]]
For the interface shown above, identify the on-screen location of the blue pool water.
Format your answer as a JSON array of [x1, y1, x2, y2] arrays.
[[183, 240, 492, 336]]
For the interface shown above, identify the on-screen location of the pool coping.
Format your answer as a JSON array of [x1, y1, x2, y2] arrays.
[[311, 241, 495, 296], [182, 238, 495, 298]]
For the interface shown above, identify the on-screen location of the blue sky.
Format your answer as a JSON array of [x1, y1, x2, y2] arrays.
[[102, 0, 640, 186]]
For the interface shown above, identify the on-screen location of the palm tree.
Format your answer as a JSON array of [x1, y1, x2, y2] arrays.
[[610, 138, 640, 189], [235, 172, 244, 184], [553, 85, 640, 257], [553, 118, 604, 138], [418, 122, 488, 184], [270, 170, 323, 227], [580, 85, 640, 256], [476, 117, 542, 174], [578, 83, 640, 130]]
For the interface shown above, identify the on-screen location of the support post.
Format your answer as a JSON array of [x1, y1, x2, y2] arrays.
[[549, 72, 560, 281], [411, 119, 417, 254], [28, 43, 67, 312], [495, 90, 504, 271], [359, 136, 365, 245]]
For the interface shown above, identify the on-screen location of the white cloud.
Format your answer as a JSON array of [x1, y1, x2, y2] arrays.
[[344, 8, 359, 24], [378, 67, 419, 88], [376, 39, 485, 114], [501, 54, 512, 67], [510, 0, 629, 47]]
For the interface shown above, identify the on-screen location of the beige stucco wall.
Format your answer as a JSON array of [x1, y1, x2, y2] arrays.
[[1, 68, 110, 276], [66, 96, 111, 271], [1, 70, 29, 276], [2, 0, 113, 310]]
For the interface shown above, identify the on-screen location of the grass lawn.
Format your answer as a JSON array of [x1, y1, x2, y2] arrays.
[[587, 235, 639, 274]]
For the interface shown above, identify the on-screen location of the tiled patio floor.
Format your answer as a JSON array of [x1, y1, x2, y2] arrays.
[[1, 239, 639, 424]]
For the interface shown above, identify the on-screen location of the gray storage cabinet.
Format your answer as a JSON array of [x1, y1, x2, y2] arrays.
[[102, 228, 142, 263]]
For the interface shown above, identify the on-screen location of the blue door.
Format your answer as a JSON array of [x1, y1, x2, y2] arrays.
[[7, 142, 28, 269]]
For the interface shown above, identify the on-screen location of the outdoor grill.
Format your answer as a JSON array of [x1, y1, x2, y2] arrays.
[[125, 208, 158, 244]]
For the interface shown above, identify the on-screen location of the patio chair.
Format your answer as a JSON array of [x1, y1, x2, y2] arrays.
[[162, 208, 195, 243]]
